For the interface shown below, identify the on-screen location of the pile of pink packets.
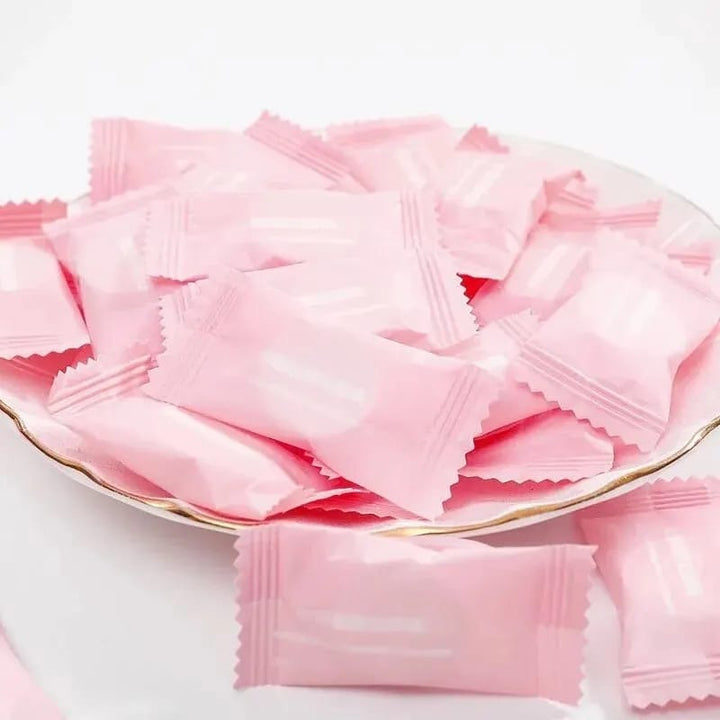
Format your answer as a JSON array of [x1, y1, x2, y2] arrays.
[[3, 113, 720, 709], [2, 113, 720, 525]]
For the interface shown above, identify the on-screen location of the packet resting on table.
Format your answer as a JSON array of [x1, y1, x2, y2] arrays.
[[579, 477, 720, 709], [235, 522, 594, 703]]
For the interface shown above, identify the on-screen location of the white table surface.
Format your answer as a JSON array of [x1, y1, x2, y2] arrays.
[[2, 2, 720, 718]]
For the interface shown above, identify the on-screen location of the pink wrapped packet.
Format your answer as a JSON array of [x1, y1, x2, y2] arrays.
[[91, 112, 361, 202], [541, 198, 661, 231], [461, 409, 614, 483], [235, 523, 594, 702], [545, 174, 598, 211], [0, 236, 89, 359], [325, 116, 456, 191], [247, 248, 476, 350], [442, 312, 554, 435], [47, 354, 340, 519], [0, 198, 66, 237], [143, 189, 440, 281], [470, 226, 594, 324], [455, 125, 509, 154], [63, 214, 164, 360], [639, 203, 720, 273], [146, 269, 499, 518], [0, 627, 62, 719], [578, 478, 720, 709], [436, 146, 572, 280], [512, 236, 720, 450]]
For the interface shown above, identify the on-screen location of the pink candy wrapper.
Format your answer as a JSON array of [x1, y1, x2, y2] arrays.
[[455, 125, 509, 155], [461, 409, 614, 483], [143, 189, 439, 281], [47, 354, 339, 519], [0, 236, 89, 359], [91, 112, 361, 202], [541, 199, 661, 232], [0, 627, 62, 719], [64, 214, 164, 360], [235, 523, 594, 703], [326, 116, 456, 191], [513, 235, 720, 450], [147, 269, 499, 518], [640, 202, 720, 273], [436, 140, 573, 280], [579, 478, 720, 709], [545, 174, 598, 212], [470, 227, 593, 324], [442, 312, 554, 435], [0, 199, 66, 237], [248, 248, 476, 350]]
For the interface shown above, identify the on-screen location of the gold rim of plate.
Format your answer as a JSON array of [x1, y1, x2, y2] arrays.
[[5, 135, 720, 536], [3, 396, 720, 536]]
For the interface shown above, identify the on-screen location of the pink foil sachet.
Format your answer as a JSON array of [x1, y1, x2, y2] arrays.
[[47, 354, 338, 519], [0, 627, 63, 719], [248, 248, 476, 350], [541, 198, 661, 232], [143, 189, 440, 280], [579, 478, 720, 709], [435, 130, 575, 280], [0, 199, 67, 237], [90, 112, 362, 202], [461, 409, 614, 483], [235, 523, 594, 703], [512, 234, 720, 450], [0, 235, 89, 359], [469, 226, 594, 324], [326, 116, 457, 191], [146, 268, 499, 518], [441, 311, 554, 435]]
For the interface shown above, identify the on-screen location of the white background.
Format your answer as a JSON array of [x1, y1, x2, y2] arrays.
[[2, 1, 720, 718]]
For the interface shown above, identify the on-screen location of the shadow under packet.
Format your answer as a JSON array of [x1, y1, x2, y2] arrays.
[[234, 522, 594, 703], [578, 477, 720, 709], [145, 268, 501, 519]]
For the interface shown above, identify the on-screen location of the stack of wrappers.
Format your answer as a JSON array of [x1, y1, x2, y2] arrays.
[[3, 113, 720, 712]]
